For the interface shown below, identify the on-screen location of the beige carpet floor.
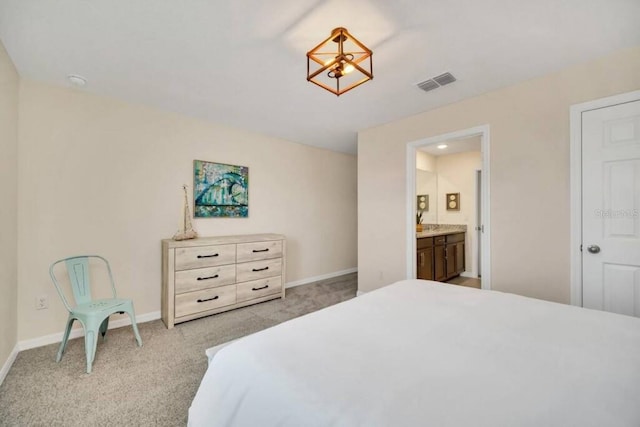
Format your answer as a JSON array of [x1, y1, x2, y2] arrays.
[[0, 273, 357, 427]]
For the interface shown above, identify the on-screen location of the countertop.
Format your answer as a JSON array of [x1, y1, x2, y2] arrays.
[[416, 224, 467, 238]]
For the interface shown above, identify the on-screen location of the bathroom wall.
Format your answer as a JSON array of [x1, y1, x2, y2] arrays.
[[436, 151, 482, 276]]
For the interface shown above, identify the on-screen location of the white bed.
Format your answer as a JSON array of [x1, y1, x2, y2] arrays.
[[188, 280, 640, 427]]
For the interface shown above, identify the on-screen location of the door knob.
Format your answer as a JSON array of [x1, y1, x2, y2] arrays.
[[587, 245, 601, 254]]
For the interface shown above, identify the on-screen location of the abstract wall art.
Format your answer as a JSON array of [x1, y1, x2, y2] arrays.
[[193, 160, 249, 218]]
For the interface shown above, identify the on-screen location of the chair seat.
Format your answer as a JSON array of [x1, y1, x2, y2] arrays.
[[72, 298, 130, 316]]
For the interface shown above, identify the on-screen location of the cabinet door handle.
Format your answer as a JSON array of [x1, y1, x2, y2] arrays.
[[197, 254, 219, 259], [252, 284, 269, 291], [197, 296, 219, 303], [252, 266, 269, 272], [197, 274, 219, 281], [252, 248, 269, 253]]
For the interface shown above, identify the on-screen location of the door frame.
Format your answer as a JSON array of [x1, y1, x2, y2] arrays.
[[569, 89, 640, 307], [405, 124, 491, 289], [475, 169, 482, 277]]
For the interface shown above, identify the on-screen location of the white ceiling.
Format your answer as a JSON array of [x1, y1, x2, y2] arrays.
[[1, 0, 639, 154], [420, 135, 481, 157]]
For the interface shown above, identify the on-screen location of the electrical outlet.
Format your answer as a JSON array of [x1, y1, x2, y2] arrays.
[[35, 294, 48, 310]]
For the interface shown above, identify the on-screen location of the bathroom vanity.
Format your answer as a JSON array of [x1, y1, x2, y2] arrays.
[[417, 227, 466, 282]]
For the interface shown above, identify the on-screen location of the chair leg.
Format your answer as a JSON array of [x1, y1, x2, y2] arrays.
[[84, 330, 95, 374], [99, 317, 109, 341], [92, 330, 99, 363], [56, 317, 75, 363], [126, 308, 143, 347]]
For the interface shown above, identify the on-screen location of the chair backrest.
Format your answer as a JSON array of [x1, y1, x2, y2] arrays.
[[49, 255, 117, 311]]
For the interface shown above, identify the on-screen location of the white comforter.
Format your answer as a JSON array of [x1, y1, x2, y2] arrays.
[[189, 280, 640, 427]]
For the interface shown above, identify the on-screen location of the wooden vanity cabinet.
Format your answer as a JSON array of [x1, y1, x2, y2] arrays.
[[452, 239, 465, 275], [417, 237, 434, 281], [430, 235, 444, 281], [418, 232, 465, 282], [446, 233, 466, 278]]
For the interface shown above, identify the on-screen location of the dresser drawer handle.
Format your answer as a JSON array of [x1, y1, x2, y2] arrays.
[[252, 267, 269, 272], [197, 274, 219, 281], [197, 296, 219, 303], [252, 248, 269, 253], [252, 284, 269, 291], [197, 254, 219, 259]]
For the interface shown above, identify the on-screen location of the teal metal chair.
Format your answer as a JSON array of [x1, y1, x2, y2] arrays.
[[49, 255, 143, 373]]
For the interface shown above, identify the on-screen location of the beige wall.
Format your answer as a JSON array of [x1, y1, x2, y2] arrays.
[[0, 41, 19, 366], [17, 80, 357, 341], [358, 46, 640, 301]]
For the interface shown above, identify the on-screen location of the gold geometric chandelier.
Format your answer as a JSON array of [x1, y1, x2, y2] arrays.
[[306, 27, 373, 96]]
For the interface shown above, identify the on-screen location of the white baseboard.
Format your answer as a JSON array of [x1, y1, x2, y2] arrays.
[[285, 268, 357, 289], [0, 343, 19, 387], [18, 310, 161, 352], [461, 272, 478, 279]]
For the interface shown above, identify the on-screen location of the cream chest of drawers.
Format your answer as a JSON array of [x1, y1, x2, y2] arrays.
[[161, 234, 286, 328]]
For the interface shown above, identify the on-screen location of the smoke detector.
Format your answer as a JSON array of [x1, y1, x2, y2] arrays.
[[416, 72, 456, 93], [67, 74, 87, 87]]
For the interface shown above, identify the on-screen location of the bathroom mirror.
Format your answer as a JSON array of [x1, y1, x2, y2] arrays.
[[416, 169, 438, 224]]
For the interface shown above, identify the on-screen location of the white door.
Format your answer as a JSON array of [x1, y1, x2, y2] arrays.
[[582, 99, 640, 317]]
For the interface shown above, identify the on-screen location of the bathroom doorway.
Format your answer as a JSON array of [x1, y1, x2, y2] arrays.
[[406, 125, 491, 289]]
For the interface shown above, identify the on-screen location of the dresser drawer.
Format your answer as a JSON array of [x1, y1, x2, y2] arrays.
[[162, 234, 286, 329], [237, 240, 283, 263], [175, 244, 236, 271], [236, 258, 282, 282], [175, 264, 236, 294], [237, 276, 282, 303], [175, 284, 236, 318], [434, 236, 446, 245]]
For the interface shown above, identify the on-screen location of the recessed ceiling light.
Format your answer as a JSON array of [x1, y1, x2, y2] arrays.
[[437, 144, 448, 149], [67, 74, 87, 87]]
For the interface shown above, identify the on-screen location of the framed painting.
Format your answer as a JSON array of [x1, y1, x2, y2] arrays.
[[193, 160, 249, 218], [417, 194, 429, 213], [446, 192, 460, 211]]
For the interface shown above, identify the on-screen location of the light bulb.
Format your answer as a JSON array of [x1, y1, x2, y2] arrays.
[[343, 64, 355, 74], [437, 144, 448, 149]]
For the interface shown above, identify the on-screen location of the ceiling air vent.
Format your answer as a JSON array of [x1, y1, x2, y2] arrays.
[[416, 72, 456, 93], [417, 79, 439, 92], [433, 72, 456, 86]]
